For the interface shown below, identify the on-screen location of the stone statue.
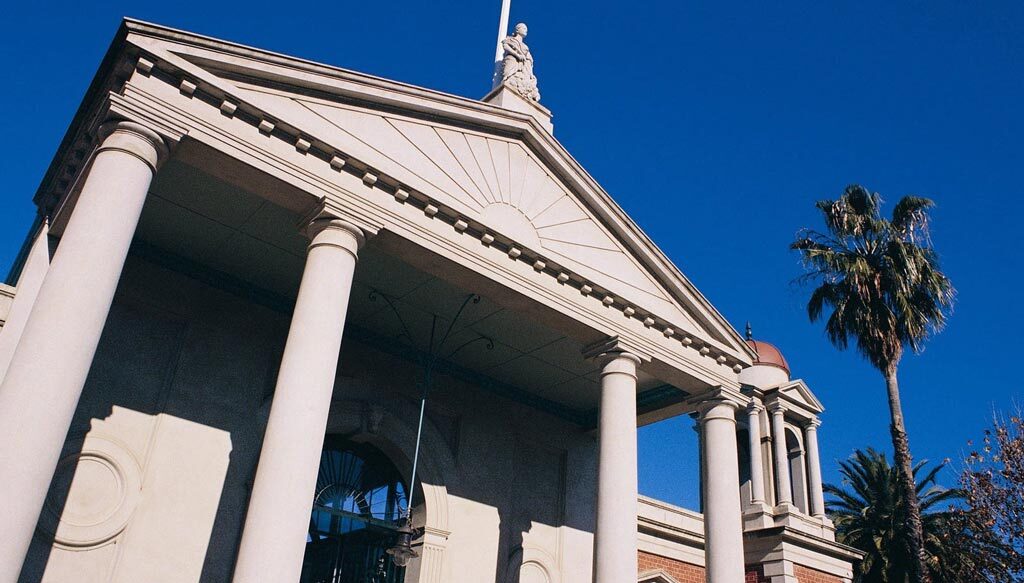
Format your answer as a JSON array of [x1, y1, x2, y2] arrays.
[[499, 23, 540, 102]]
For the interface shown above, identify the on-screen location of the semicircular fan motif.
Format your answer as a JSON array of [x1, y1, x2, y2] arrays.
[[312, 447, 408, 527], [291, 97, 679, 308]]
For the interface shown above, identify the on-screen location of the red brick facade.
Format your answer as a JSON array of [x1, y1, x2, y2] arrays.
[[638, 551, 842, 583], [638, 551, 705, 583], [637, 551, 769, 583], [793, 564, 844, 583], [745, 564, 770, 583]]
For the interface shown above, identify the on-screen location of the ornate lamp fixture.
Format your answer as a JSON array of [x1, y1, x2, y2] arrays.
[[386, 523, 417, 567], [374, 290, 493, 567]]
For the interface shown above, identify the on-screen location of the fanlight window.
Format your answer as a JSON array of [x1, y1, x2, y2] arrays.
[[301, 438, 409, 583]]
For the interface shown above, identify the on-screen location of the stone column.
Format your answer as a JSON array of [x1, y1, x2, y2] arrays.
[[769, 404, 793, 508], [803, 419, 826, 518], [0, 217, 51, 383], [232, 218, 364, 583], [0, 120, 166, 581], [691, 413, 704, 513], [746, 402, 766, 505], [592, 351, 643, 583], [700, 399, 745, 583]]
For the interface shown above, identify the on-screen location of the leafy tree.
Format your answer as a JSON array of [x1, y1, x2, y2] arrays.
[[955, 411, 1024, 581], [826, 448, 1005, 582], [792, 185, 955, 582]]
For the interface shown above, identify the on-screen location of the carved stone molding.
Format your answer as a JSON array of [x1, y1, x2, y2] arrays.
[[39, 435, 142, 548]]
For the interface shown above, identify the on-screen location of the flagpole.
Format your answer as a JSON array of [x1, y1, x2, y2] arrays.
[[491, 0, 512, 89]]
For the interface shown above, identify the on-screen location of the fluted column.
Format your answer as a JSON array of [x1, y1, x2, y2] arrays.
[[804, 419, 826, 518], [769, 404, 793, 508], [746, 402, 766, 505], [700, 399, 745, 583], [0, 120, 167, 581], [591, 350, 643, 583], [233, 217, 364, 583]]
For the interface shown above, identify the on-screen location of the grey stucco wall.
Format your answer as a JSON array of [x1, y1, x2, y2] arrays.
[[22, 253, 597, 583]]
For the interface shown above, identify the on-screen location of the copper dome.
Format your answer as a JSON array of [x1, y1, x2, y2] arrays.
[[744, 339, 790, 375]]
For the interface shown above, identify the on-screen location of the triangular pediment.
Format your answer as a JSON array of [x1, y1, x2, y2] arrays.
[[119, 20, 754, 362], [227, 84, 699, 330], [777, 379, 824, 414]]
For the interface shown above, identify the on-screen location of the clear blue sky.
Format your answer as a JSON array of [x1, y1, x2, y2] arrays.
[[2, 1, 1021, 510]]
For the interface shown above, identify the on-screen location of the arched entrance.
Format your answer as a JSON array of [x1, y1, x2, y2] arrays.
[[301, 437, 408, 583]]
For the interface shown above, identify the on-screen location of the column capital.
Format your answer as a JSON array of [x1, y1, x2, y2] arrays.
[[582, 335, 651, 367], [805, 417, 821, 430], [690, 385, 746, 414], [696, 398, 738, 422], [97, 120, 169, 172], [302, 211, 367, 259], [767, 401, 787, 415], [746, 400, 764, 415]]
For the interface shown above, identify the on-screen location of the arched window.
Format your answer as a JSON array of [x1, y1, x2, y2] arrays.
[[301, 437, 408, 583], [785, 427, 809, 514], [736, 427, 752, 504]]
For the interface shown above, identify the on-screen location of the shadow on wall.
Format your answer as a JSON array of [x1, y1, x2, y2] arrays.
[[21, 407, 232, 582], [19, 254, 287, 582], [20, 250, 600, 583]]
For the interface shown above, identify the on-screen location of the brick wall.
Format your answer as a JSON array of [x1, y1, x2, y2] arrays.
[[637, 551, 769, 583], [794, 564, 844, 583], [638, 551, 704, 583], [745, 564, 770, 583]]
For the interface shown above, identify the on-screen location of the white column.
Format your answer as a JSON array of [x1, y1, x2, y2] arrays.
[[700, 399, 745, 583], [0, 218, 51, 383], [769, 404, 793, 508], [803, 419, 826, 518], [233, 218, 364, 583], [746, 402, 766, 505], [592, 351, 642, 583], [691, 413, 704, 513], [0, 120, 166, 581]]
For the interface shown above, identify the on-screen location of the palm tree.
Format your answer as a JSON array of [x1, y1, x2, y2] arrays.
[[791, 185, 955, 583], [826, 449, 961, 582]]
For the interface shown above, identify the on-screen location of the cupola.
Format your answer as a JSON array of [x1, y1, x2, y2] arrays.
[[739, 323, 791, 388]]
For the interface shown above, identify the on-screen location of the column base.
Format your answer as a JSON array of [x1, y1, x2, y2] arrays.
[[771, 507, 837, 540], [763, 559, 800, 583], [742, 502, 775, 530], [773, 502, 797, 515]]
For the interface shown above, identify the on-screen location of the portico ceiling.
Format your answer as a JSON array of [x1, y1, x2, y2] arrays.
[[135, 158, 675, 425]]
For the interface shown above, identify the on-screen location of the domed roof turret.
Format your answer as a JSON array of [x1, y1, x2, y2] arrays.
[[739, 323, 792, 388], [744, 339, 790, 376]]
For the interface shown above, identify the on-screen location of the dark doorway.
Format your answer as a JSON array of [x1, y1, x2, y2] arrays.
[[301, 438, 408, 583]]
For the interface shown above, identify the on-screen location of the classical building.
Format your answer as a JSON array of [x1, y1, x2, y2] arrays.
[[0, 19, 860, 583]]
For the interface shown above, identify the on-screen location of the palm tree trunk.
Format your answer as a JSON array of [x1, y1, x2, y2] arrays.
[[884, 366, 930, 583]]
